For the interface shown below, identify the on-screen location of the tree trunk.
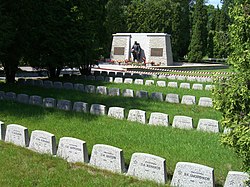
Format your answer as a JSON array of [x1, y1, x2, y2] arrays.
[[5, 65, 17, 83], [79, 64, 91, 75], [48, 67, 61, 79]]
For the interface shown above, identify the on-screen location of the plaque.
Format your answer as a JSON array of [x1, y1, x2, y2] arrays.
[[114, 47, 125, 55], [151, 48, 163, 57]]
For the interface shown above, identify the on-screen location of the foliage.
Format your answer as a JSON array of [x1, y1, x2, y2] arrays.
[[213, 0, 250, 172], [188, 0, 208, 62]]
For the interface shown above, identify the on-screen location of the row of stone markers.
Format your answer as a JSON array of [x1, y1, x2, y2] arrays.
[[18, 79, 213, 107], [84, 75, 215, 90], [91, 70, 215, 83], [0, 91, 219, 133], [0, 122, 248, 186]]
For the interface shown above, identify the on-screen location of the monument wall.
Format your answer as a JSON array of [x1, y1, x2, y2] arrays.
[[110, 33, 173, 66]]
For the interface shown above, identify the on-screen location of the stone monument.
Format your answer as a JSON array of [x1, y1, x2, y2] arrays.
[[110, 33, 173, 65]]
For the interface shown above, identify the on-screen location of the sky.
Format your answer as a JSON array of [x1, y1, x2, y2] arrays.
[[206, 0, 222, 8]]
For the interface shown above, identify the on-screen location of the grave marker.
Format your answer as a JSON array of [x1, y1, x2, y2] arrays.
[[192, 83, 203, 90], [5, 124, 29, 147], [171, 162, 215, 187], [136, 90, 149, 99], [166, 93, 180, 103], [96, 86, 107, 95], [145, 80, 155, 85], [181, 95, 196, 105], [57, 100, 72, 111], [0, 121, 6, 140], [96, 76, 104, 81], [127, 109, 146, 124], [156, 81, 166, 87], [57, 137, 89, 163], [5, 92, 16, 101], [53, 81, 63, 89], [168, 82, 178, 88], [134, 79, 144, 85], [90, 104, 106, 115], [180, 83, 191, 89], [85, 85, 96, 93], [198, 97, 213, 107], [127, 153, 167, 184], [151, 92, 164, 101], [124, 78, 133, 84], [224, 171, 249, 187], [122, 89, 134, 97], [205, 85, 215, 91], [43, 98, 56, 108], [158, 75, 167, 79], [108, 107, 125, 119], [17, 94, 29, 104], [63, 82, 74, 90], [105, 76, 113, 83], [149, 112, 169, 126], [29, 95, 43, 106], [29, 130, 56, 155], [74, 83, 85, 92], [114, 77, 123, 83], [176, 76, 186, 81], [34, 79, 43, 87], [43, 80, 53, 88], [89, 144, 125, 173], [73, 102, 89, 113], [172, 116, 193, 129], [197, 119, 219, 133], [0, 91, 5, 100], [108, 88, 120, 96]]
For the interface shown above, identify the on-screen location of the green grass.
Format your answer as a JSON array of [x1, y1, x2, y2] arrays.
[[0, 83, 220, 127], [0, 141, 159, 187], [0, 101, 242, 186]]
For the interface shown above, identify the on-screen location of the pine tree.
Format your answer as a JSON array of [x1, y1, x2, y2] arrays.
[[188, 0, 208, 62]]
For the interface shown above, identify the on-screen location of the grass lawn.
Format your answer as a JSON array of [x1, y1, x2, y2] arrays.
[[0, 98, 242, 186]]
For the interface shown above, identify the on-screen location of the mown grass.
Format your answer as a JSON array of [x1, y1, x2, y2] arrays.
[[0, 141, 159, 187], [0, 83, 220, 127], [0, 101, 242, 186]]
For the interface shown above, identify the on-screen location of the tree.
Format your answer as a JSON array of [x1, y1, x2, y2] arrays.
[[0, 0, 106, 81], [0, 1, 31, 83], [188, 0, 208, 62], [171, 0, 190, 60], [213, 0, 250, 173]]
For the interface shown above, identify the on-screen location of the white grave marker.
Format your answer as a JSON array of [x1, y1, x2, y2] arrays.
[[122, 89, 134, 97], [127, 109, 146, 124], [166, 93, 180, 103], [156, 81, 166, 87], [197, 119, 219, 133], [181, 95, 196, 105], [149, 113, 169, 126], [224, 171, 249, 187], [89, 144, 125, 173], [171, 162, 215, 187], [198, 97, 213, 107], [29, 130, 56, 155], [172, 116, 193, 129], [108, 107, 125, 119], [127, 153, 167, 184], [57, 137, 89, 163], [168, 82, 178, 88], [5, 124, 29, 147], [90, 104, 106, 115]]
